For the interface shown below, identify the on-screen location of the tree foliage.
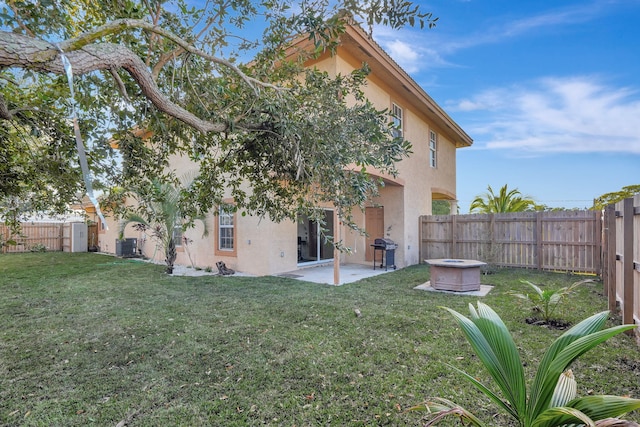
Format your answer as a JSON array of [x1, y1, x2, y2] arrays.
[[469, 184, 537, 214], [0, 0, 435, 231], [592, 184, 640, 210], [432, 200, 451, 215]]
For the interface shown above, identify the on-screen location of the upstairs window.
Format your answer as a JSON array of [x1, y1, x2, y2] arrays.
[[392, 103, 403, 138], [429, 130, 437, 168]]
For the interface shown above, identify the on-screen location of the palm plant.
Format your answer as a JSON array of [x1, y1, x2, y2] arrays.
[[470, 184, 537, 213], [120, 178, 208, 274], [511, 279, 593, 323], [410, 302, 640, 426]]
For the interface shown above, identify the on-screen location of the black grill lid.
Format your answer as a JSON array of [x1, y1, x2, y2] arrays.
[[373, 238, 397, 249]]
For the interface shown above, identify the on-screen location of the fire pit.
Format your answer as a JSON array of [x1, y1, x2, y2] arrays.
[[425, 259, 487, 292]]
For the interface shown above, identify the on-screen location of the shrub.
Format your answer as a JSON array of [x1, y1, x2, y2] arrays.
[[29, 243, 47, 252]]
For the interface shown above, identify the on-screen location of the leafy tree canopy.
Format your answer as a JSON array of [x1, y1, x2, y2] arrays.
[[592, 184, 640, 210], [432, 200, 451, 215], [469, 184, 537, 214], [0, 0, 436, 231]]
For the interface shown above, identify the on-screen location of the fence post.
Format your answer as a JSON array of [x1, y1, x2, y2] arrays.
[[622, 197, 634, 330], [603, 205, 615, 304], [451, 214, 458, 258], [418, 216, 423, 263], [1, 224, 6, 254], [594, 209, 602, 275], [489, 213, 495, 264], [59, 223, 64, 251], [536, 211, 543, 270]]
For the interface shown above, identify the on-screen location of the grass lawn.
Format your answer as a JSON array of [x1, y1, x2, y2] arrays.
[[1, 253, 639, 426]]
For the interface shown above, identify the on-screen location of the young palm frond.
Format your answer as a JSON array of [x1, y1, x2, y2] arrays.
[[511, 279, 593, 323], [409, 303, 640, 427], [120, 176, 208, 274]]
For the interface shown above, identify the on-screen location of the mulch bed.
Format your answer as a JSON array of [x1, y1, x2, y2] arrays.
[[525, 317, 571, 330]]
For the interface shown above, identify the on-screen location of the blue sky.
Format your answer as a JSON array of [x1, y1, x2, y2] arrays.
[[371, 0, 640, 211]]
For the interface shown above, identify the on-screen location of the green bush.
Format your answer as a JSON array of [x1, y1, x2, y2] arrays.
[[29, 243, 47, 252]]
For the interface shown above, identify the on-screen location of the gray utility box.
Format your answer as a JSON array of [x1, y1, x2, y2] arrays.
[[116, 238, 137, 257]]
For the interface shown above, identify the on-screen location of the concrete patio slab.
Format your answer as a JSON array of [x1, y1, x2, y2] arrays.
[[147, 259, 390, 284], [414, 281, 493, 297], [276, 263, 393, 285]]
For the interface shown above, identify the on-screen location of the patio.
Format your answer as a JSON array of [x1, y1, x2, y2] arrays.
[[277, 262, 393, 285], [169, 261, 392, 285]]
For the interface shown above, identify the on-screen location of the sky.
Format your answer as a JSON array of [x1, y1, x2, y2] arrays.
[[371, 0, 640, 212]]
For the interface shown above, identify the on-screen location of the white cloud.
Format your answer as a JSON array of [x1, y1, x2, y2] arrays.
[[384, 40, 420, 73], [499, 2, 605, 38], [452, 1, 613, 51], [449, 91, 507, 112], [451, 76, 640, 154], [373, 0, 621, 72], [373, 26, 456, 73]]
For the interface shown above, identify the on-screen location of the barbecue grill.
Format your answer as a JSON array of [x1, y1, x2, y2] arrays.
[[371, 238, 398, 270]]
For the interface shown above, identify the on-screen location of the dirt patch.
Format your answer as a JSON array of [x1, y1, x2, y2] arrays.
[[617, 357, 640, 373], [525, 317, 571, 330]]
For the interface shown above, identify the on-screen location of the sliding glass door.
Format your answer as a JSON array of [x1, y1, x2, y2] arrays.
[[296, 210, 334, 265]]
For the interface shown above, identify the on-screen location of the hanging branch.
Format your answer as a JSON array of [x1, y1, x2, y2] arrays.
[[0, 19, 283, 133]]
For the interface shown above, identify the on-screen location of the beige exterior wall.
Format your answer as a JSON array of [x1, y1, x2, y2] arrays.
[[97, 216, 120, 255], [100, 153, 301, 276]]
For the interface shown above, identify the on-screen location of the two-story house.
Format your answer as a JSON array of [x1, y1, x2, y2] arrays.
[[100, 24, 472, 277]]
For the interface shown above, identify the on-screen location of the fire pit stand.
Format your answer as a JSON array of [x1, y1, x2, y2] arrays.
[[425, 259, 487, 292]]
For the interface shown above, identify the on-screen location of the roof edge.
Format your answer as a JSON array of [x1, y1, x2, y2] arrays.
[[341, 25, 472, 148]]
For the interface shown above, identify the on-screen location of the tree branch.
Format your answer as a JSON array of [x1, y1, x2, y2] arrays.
[[0, 17, 291, 133], [109, 68, 131, 102], [59, 19, 282, 94], [0, 93, 12, 120], [0, 31, 229, 133], [6, 0, 35, 38], [151, 7, 219, 80]]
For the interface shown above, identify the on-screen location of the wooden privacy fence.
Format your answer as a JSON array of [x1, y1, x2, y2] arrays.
[[1, 222, 64, 253], [602, 195, 639, 334], [419, 210, 602, 274], [1, 222, 96, 253]]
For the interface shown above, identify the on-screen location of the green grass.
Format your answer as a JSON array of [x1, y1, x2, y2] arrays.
[[1, 253, 638, 426]]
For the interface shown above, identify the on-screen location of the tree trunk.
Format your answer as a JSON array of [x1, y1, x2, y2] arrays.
[[165, 239, 176, 274]]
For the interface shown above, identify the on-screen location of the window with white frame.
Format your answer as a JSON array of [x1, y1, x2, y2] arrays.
[[429, 130, 437, 168], [217, 205, 234, 251], [392, 103, 403, 138], [173, 224, 183, 247]]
